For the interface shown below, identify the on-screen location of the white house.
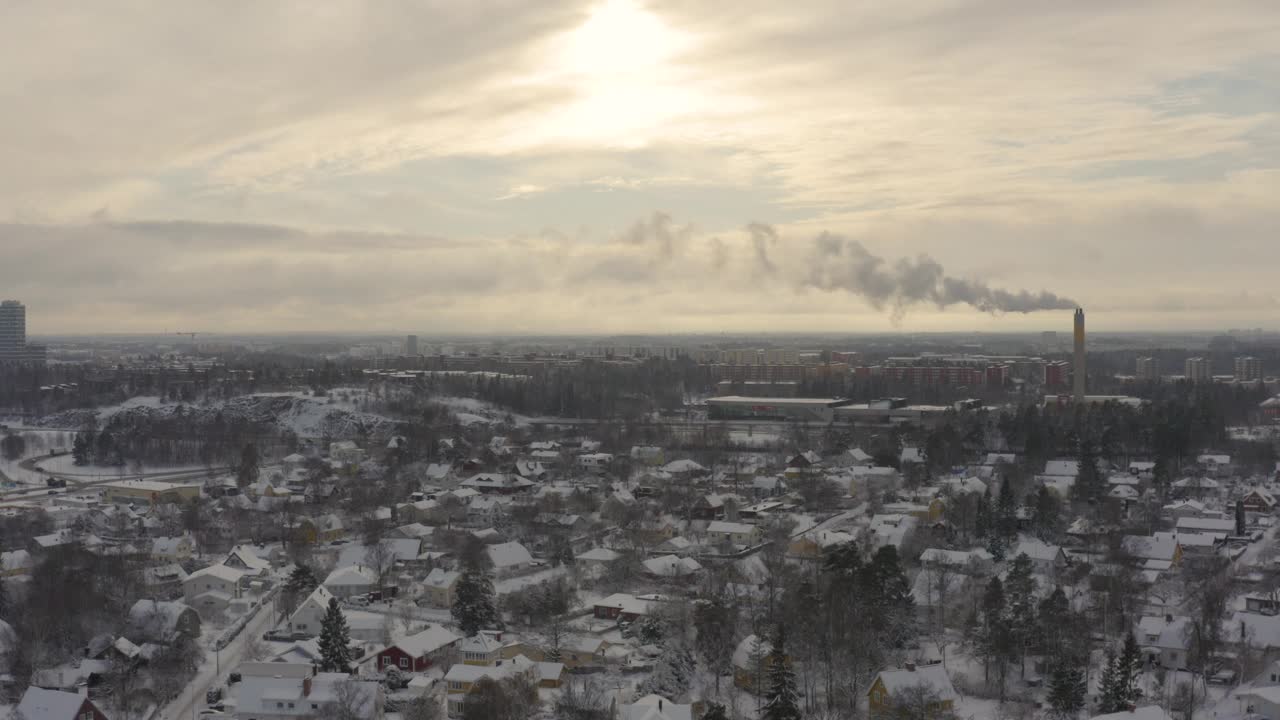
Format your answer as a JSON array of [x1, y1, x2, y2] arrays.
[[183, 564, 245, 619], [486, 541, 534, 577], [289, 586, 338, 637], [642, 555, 702, 579], [706, 521, 760, 547], [234, 662, 382, 720], [323, 565, 378, 599], [576, 453, 614, 472], [1136, 615, 1192, 669]]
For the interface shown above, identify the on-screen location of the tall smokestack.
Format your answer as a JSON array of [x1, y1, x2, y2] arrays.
[[1073, 308, 1086, 402]]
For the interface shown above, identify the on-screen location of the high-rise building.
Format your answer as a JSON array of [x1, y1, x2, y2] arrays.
[[1073, 308, 1086, 402], [1136, 356, 1161, 381], [1043, 361, 1070, 388], [1185, 357, 1211, 382], [1235, 356, 1262, 382], [0, 300, 44, 364], [405, 334, 419, 356]]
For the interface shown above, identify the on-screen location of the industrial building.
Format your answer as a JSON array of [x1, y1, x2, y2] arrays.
[[100, 480, 203, 506], [706, 396, 852, 422], [1073, 308, 1087, 402]]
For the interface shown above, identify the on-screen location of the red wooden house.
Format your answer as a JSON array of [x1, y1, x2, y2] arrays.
[[376, 625, 460, 673]]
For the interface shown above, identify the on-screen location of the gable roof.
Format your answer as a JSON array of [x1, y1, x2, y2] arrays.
[[486, 541, 533, 569], [324, 565, 377, 587], [873, 664, 957, 701], [392, 625, 461, 657], [17, 687, 89, 720]]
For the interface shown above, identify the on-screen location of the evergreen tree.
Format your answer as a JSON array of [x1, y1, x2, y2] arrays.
[[763, 625, 801, 720], [72, 433, 90, 466], [318, 598, 352, 672], [996, 478, 1018, 541], [1038, 586, 1071, 661], [1047, 660, 1087, 718], [638, 641, 694, 699], [1031, 485, 1061, 540], [285, 564, 318, 597], [975, 487, 992, 539], [0, 578, 9, 619], [1097, 647, 1124, 713], [1117, 631, 1143, 704], [452, 566, 500, 637], [1072, 441, 1105, 506], [1004, 553, 1038, 675], [867, 545, 917, 648]]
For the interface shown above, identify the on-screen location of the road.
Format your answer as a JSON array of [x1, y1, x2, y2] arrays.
[[159, 596, 276, 720]]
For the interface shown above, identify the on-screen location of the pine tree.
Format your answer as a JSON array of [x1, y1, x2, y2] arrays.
[[1117, 631, 1142, 705], [1031, 485, 1061, 540], [996, 477, 1018, 541], [1005, 554, 1038, 676], [638, 643, 692, 699], [1047, 660, 1087, 718], [285, 564, 318, 596], [72, 433, 90, 466], [1098, 647, 1125, 713], [763, 625, 801, 720], [452, 566, 499, 637], [0, 578, 9, 620], [975, 487, 992, 538], [318, 598, 351, 672]]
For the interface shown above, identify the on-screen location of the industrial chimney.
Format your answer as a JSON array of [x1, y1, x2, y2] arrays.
[[1073, 308, 1086, 403]]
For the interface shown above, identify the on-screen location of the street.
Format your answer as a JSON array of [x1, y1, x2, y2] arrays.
[[159, 596, 276, 720]]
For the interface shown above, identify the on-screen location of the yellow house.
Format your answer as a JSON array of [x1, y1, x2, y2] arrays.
[[459, 631, 526, 666], [787, 530, 856, 559], [868, 664, 957, 717], [445, 656, 539, 716]]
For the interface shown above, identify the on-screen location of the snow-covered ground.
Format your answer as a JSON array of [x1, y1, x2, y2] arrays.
[[494, 566, 568, 595]]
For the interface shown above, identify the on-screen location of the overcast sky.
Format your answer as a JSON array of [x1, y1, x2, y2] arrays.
[[3, 1, 1278, 335]]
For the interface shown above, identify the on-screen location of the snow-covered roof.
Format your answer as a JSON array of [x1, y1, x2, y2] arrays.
[[624, 695, 694, 720], [392, 625, 460, 657], [707, 521, 756, 535], [129, 599, 196, 641], [1121, 533, 1180, 562], [874, 664, 957, 701], [1011, 537, 1063, 564], [1, 549, 32, 572], [1108, 485, 1139, 499], [1042, 459, 1079, 477], [17, 687, 88, 720], [187, 563, 245, 584], [920, 548, 992, 567], [323, 565, 377, 587], [1089, 706, 1174, 720], [1176, 516, 1235, 533], [422, 568, 460, 589], [578, 547, 621, 563], [661, 459, 706, 473], [337, 539, 422, 568], [486, 541, 533, 569], [1172, 476, 1220, 489], [642, 555, 702, 577], [1136, 615, 1192, 651]]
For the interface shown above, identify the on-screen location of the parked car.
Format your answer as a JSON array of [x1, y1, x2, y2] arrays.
[[206, 688, 223, 704], [263, 630, 293, 642]]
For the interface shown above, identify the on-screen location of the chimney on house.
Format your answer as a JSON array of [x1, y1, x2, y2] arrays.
[[303, 676, 313, 697]]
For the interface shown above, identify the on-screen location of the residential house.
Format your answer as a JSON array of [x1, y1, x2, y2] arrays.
[[788, 530, 855, 559], [883, 498, 945, 523], [576, 547, 621, 573], [330, 440, 366, 467], [460, 473, 535, 495], [641, 555, 702, 579], [15, 686, 109, 720], [621, 695, 693, 720], [594, 593, 656, 622], [692, 494, 727, 521], [419, 569, 461, 608], [183, 564, 244, 618], [225, 544, 273, 576], [1161, 500, 1219, 521], [323, 565, 378, 599], [376, 625, 461, 673], [869, 514, 918, 550], [458, 630, 526, 666], [234, 662, 383, 720], [654, 536, 695, 557], [444, 655, 538, 717], [1244, 488, 1279, 514], [128, 599, 201, 643], [868, 663, 958, 717], [551, 637, 608, 670], [661, 459, 707, 478], [1196, 454, 1233, 477], [706, 521, 760, 547], [1011, 537, 1069, 576], [150, 535, 195, 563], [0, 549, 33, 577], [486, 542, 534, 577], [1172, 476, 1220, 498], [1137, 615, 1193, 669], [289, 586, 337, 637], [1121, 533, 1183, 566], [576, 453, 614, 473], [141, 563, 189, 594]]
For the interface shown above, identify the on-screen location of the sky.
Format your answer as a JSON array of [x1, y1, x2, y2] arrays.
[[3, 1, 1279, 335]]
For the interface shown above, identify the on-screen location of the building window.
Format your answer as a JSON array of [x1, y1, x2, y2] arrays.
[[276, 703, 283, 709], [400, 657, 410, 669], [312, 705, 318, 710], [287, 703, 294, 709]]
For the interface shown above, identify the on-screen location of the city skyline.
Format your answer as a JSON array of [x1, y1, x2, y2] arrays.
[[4, 1, 1279, 334]]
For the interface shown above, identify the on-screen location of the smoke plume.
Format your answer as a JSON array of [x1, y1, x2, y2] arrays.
[[804, 230, 1075, 320]]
